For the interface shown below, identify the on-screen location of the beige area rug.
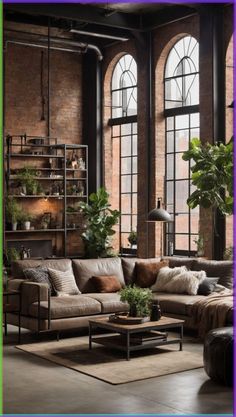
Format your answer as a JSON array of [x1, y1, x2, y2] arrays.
[[16, 336, 203, 385]]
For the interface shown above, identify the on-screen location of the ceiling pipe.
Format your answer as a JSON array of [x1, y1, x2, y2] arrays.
[[39, 36, 103, 60], [4, 39, 83, 54], [70, 27, 129, 42], [4, 31, 103, 60]]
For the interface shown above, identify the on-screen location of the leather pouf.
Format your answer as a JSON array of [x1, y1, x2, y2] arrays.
[[203, 327, 233, 386]]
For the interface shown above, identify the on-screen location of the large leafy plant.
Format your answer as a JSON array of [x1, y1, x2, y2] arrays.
[[79, 187, 120, 258], [182, 138, 233, 215], [119, 285, 152, 317]]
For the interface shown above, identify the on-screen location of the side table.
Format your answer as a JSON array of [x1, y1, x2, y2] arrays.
[[3, 290, 21, 343]]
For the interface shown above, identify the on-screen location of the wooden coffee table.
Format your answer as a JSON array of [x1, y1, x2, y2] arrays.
[[89, 316, 184, 361]]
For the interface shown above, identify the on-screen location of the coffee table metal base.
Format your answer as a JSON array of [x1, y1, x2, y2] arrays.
[[89, 317, 184, 361]]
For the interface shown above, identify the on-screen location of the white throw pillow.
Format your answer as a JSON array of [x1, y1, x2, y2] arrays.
[[151, 266, 206, 295], [48, 268, 81, 296], [151, 266, 187, 292]]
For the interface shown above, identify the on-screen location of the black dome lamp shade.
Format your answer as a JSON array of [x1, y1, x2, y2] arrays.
[[147, 198, 171, 222]]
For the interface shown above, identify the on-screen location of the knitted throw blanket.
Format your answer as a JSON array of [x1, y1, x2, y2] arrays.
[[191, 291, 233, 339]]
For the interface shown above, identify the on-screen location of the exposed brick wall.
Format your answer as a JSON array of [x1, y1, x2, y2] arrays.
[[4, 22, 84, 257]]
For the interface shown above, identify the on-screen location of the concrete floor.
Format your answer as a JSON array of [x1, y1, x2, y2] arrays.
[[3, 325, 233, 415]]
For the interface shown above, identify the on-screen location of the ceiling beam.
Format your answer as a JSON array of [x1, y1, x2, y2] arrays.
[[142, 5, 197, 30], [4, 12, 134, 43], [4, 4, 142, 31]]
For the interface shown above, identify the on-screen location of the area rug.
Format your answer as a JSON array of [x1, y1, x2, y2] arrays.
[[16, 336, 203, 385]]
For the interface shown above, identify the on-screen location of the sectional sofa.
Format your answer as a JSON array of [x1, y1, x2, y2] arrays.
[[6, 256, 233, 335]]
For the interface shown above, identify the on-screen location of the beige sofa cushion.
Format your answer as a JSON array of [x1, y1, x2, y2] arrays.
[[86, 293, 129, 314], [12, 259, 72, 279], [72, 258, 125, 293], [152, 292, 205, 316], [28, 295, 101, 319]]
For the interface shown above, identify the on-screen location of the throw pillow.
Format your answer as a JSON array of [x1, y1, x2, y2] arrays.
[[48, 268, 81, 296], [90, 275, 122, 293], [151, 266, 188, 291], [151, 267, 206, 295], [23, 267, 55, 295], [197, 277, 220, 296], [135, 260, 169, 288]]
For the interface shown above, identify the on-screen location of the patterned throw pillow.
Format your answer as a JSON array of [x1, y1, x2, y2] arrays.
[[90, 275, 122, 293], [23, 267, 55, 295], [48, 267, 81, 296]]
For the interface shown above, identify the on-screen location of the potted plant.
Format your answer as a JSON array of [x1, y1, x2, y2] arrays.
[[41, 212, 51, 229], [17, 166, 38, 195], [119, 285, 152, 318], [182, 138, 233, 216], [5, 247, 20, 265], [79, 187, 120, 258], [5, 197, 21, 230], [19, 212, 35, 230], [128, 230, 137, 248]]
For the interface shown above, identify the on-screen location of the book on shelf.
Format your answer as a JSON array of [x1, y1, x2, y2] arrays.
[[129, 331, 168, 344]]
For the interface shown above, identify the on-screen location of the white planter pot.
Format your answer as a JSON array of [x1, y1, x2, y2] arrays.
[[12, 222, 18, 231], [24, 221, 31, 230]]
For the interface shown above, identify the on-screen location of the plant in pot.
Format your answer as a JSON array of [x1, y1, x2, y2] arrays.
[[5, 247, 20, 266], [5, 197, 22, 230], [19, 212, 35, 230], [119, 285, 152, 319], [79, 187, 120, 258], [17, 166, 38, 195], [182, 137, 233, 257], [182, 138, 233, 215], [128, 230, 137, 248]]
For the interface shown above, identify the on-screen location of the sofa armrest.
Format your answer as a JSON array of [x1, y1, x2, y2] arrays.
[[8, 278, 25, 292], [21, 282, 49, 317], [6, 279, 24, 310]]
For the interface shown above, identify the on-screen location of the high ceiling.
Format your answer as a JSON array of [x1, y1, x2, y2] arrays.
[[92, 3, 172, 14], [3, 3, 227, 49]]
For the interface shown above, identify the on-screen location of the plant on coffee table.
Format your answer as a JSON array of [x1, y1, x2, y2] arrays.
[[119, 285, 152, 318]]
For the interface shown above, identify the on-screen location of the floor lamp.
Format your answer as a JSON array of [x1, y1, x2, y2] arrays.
[[147, 198, 172, 257]]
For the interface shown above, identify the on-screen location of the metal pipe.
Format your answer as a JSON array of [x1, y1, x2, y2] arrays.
[[5, 39, 83, 54], [40, 36, 103, 61], [5, 38, 103, 60]]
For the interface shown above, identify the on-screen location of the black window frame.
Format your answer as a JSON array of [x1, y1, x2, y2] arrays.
[[164, 36, 200, 257], [109, 55, 138, 255]]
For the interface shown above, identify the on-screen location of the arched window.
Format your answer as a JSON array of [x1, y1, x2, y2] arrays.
[[110, 54, 138, 253], [164, 36, 200, 256], [111, 54, 137, 118]]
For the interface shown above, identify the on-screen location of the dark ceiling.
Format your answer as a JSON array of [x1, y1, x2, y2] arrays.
[[3, 3, 228, 49]]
